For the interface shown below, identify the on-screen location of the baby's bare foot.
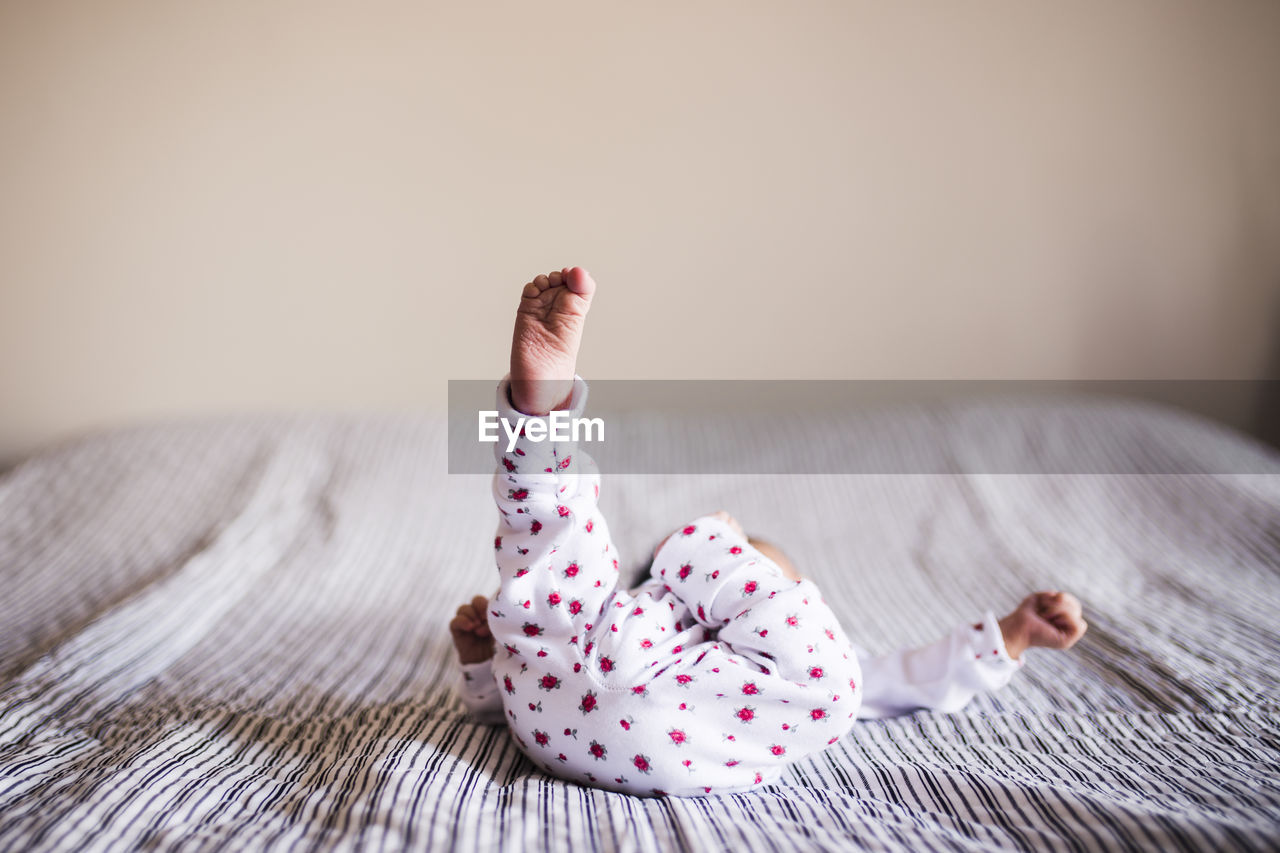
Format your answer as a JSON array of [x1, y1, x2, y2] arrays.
[[509, 267, 596, 415]]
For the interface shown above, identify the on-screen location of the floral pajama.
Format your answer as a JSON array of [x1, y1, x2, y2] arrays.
[[458, 377, 1022, 797]]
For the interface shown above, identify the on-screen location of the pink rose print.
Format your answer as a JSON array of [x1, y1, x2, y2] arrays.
[[849, 678, 858, 691], [743, 580, 758, 595], [579, 690, 598, 714], [785, 615, 799, 628], [736, 706, 756, 723], [599, 656, 614, 673], [514, 568, 529, 579], [556, 505, 571, 518], [558, 455, 572, 470], [533, 730, 550, 747], [547, 591, 562, 606], [539, 674, 561, 691], [620, 718, 632, 730], [633, 754, 653, 774], [741, 682, 759, 695], [564, 562, 580, 578], [631, 685, 648, 697], [754, 772, 763, 785], [589, 740, 607, 760], [811, 708, 828, 721], [729, 546, 742, 555], [568, 600, 583, 615], [808, 666, 825, 680], [725, 760, 740, 767], [678, 564, 692, 581], [696, 604, 706, 621], [682, 525, 697, 536], [502, 457, 516, 472], [769, 744, 786, 756], [668, 728, 688, 746], [503, 675, 515, 695], [639, 639, 653, 649], [514, 448, 525, 456], [825, 628, 835, 640], [675, 674, 695, 687], [494, 536, 503, 550], [585, 518, 594, 533], [529, 520, 542, 535], [522, 623, 543, 637], [508, 488, 528, 501], [828, 736, 839, 745]]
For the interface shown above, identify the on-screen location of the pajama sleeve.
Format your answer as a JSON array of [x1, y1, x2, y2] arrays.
[[456, 659, 505, 725], [854, 610, 1023, 719]]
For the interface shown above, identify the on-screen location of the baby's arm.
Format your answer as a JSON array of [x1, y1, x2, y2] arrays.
[[451, 594, 504, 724], [856, 592, 1086, 719]]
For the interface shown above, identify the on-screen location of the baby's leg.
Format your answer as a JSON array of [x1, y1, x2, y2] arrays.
[[653, 516, 860, 691], [489, 269, 619, 650], [649, 515, 862, 773]]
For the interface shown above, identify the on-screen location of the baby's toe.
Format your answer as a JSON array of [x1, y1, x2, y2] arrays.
[[564, 266, 596, 297]]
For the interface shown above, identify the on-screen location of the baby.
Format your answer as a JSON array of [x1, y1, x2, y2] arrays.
[[452, 267, 1086, 797]]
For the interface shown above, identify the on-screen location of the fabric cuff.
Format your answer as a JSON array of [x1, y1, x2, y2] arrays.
[[459, 658, 497, 684], [492, 374, 589, 468], [968, 610, 1024, 674]]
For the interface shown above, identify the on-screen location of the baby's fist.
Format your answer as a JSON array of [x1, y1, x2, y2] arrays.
[[998, 591, 1087, 661], [450, 595, 495, 665]]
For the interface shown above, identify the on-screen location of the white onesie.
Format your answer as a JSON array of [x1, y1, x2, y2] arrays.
[[457, 378, 1022, 797]]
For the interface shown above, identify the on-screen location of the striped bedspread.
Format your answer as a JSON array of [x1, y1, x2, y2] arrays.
[[2, 398, 1279, 851]]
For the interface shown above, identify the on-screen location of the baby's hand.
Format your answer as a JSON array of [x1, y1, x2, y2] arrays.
[[998, 591, 1087, 661], [450, 595, 495, 665]]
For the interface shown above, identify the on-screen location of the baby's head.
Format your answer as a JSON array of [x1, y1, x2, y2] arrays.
[[747, 538, 801, 582]]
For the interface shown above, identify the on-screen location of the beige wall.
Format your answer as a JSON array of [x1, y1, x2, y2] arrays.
[[3, 1, 1279, 464]]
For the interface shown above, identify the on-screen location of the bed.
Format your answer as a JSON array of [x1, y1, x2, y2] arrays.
[[2, 395, 1278, 851]]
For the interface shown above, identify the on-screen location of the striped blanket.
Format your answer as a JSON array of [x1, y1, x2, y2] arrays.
[[2, 399, 1279, 851]]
